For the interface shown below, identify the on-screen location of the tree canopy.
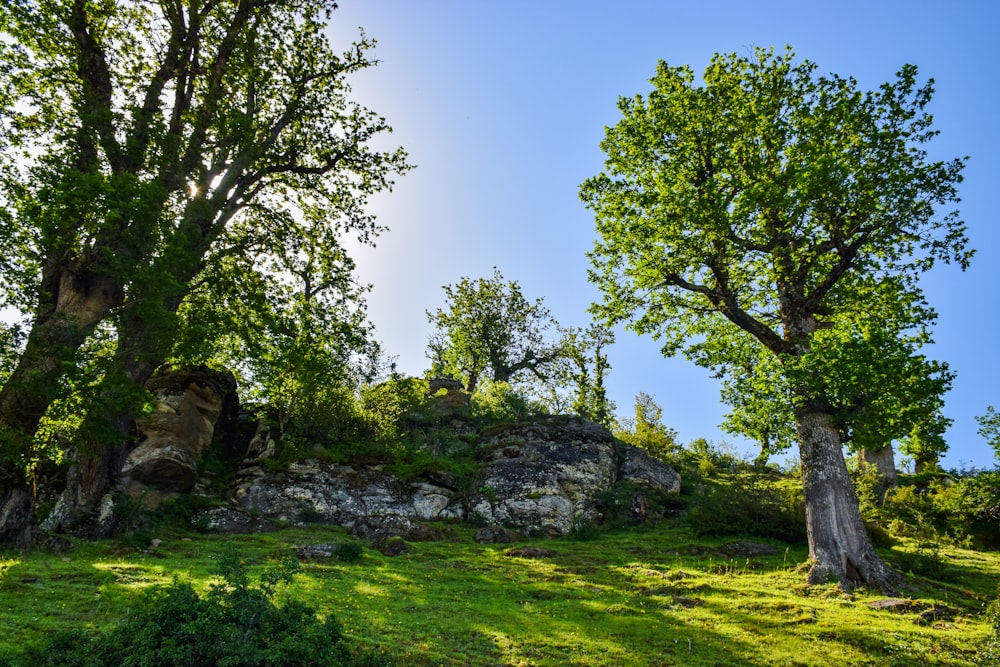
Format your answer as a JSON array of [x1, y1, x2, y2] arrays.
[[0, 0, 408, 545], [426, 268, 564, 395], [581, 47, 968, 590]]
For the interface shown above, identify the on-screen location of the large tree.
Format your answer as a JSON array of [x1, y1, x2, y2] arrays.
[[580, 48, 969, 590], [0, 0, 407, 545]]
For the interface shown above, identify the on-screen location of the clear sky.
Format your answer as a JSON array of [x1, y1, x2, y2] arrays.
[[325, 1, 999, 469]]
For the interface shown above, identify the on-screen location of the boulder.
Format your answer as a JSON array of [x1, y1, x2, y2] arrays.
[[617, 443, 682, 494], [190, 506, 276, 534], [121, 366, 237, 492]]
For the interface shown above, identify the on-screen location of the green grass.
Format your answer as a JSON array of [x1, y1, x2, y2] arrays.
[[1, 522, 997, 666]]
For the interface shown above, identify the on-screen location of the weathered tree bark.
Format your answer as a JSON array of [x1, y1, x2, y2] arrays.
[[859, 445, 899, 500], [797, 405, 901, 592], [859, 445, 898, 487], [0, 481, 34, 549], [43, 256, 198, 534], [42, 315, 166, 535], [0, 265, 122, 437], [0, 263, 124, 546]]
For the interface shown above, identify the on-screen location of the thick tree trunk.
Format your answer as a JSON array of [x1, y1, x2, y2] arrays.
[[0, 481, 34, 549], [42, 272, 182, 535], [43, 344, 160, 535], [41, 417, 133, 537], [0, 267, 123, 545], [797, 406, 901, 592], [0, 266, 122, 435]]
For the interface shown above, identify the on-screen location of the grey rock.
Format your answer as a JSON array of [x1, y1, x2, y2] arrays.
[[617, 444, 682, 494], [190, 506, 276, 534], [297, 543, 337, 560], [235, 462, 464, 527], [471, 416, 620, 535], [232, 415, 680, 538], [375, 537, 409, 556]]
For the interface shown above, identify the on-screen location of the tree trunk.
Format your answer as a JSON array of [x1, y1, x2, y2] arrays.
[[42, 250, 198, 532], [0, 480, 34, 549], [859, 445, 899, 497], [796, 406, 901, 592], [43, 333, 162, 535], [0, 279, 119, 438], [0, 267, 123, 545], [40, 416, 134, 537]]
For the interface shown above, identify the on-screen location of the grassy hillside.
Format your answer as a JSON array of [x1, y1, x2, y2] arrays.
[[1, 518, 996, 666]]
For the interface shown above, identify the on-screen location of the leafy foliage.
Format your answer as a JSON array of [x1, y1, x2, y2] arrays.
[[580, 45, 968, 588], [427, 269, 564, 395], [7, 544, 389, 667], [614, 392, 679, 461], [976, 406, 1000, 463], [0, 0, 408, 502], [687, 473, 807, 542]]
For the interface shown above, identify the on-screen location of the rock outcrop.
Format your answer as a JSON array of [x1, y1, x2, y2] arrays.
[[234, 461, 464, 525], [233, 415, 681, 537], [469, 416, 620, 536], [121, 366, 238, 493]]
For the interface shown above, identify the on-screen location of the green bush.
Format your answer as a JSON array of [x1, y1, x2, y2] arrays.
[[333, 542, 364, 562], [358, 376, 432, 453], [979, 592, 1000, 665], [856, 468, 1000, 549], [687, 473, 806, 543], [470, 380, 537, 425], [8, 544, 392, 667], [593, 481, 685, 529]]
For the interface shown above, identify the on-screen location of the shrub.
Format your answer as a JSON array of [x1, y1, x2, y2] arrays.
[[979, 592, 1000, 666], [687, 473, 806, 543], [9, 544, 391, 667], [593, 481, 685, 529], [470, 380, 537, 425], [360, 377, 431, 450]]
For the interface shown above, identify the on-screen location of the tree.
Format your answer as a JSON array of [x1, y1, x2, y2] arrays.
[[614, 391, 679, 461], [581, 47, 969, 590], [976, 406, 1000, 464], [426, 269, 564, 394], [544, 324, 615, 425], [0, 0, 407, 545], [898, 411, 950, 474]]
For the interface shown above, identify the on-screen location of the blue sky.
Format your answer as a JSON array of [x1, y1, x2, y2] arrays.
[[327, 1, 999, 468]]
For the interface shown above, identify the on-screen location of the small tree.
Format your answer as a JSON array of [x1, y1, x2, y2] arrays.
[[426, 269, 564, 394], [976, 406, 1000, 464], [554, 324, 615, 426], [615, 392, 679, 461]]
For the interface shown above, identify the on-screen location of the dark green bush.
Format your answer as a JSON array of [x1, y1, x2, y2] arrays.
[[687, 473, 806, 543], [979, 592, 1000, 665], [8, 544, 392, 667], [593, 481, 685, 529], [333, 542, 364, 562]]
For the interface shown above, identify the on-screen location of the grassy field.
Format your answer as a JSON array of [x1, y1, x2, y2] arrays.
[[1, 521, 996, 666]]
